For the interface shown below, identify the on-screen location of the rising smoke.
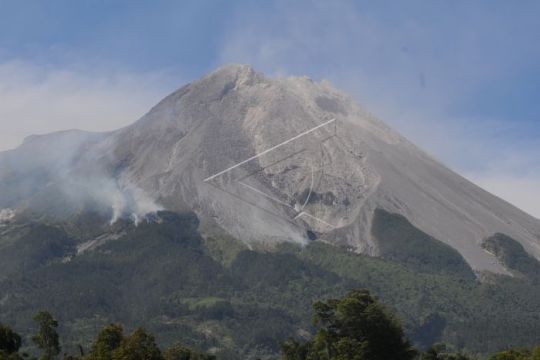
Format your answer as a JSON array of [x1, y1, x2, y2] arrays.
[[0, 128, 162, 225]]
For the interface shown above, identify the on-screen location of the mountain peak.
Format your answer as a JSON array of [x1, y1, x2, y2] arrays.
[[203, 63, 261, 87], [211, 63, 255, 75], [1, 64, 540, 274]]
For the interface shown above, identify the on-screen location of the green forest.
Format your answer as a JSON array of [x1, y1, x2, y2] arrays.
[[2, 290, 539, 360], [1, 211, 540, 359]]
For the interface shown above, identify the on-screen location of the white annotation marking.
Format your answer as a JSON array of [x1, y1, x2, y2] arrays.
[[294, 212, 336, 229], [237, 181, 294, 209], [203, 118, 335, 182], [204, 117, 338, 229]]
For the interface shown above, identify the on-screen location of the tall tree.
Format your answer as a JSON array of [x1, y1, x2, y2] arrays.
[[282, 289, 417, 360], [87, 324, 125, 360], [32, 311, 61, 360]]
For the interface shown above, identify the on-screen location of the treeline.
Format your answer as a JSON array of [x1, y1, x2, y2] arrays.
[[281, 289, 540, 360], [0, 311, 214, 360], [2, 289, 540, 360]]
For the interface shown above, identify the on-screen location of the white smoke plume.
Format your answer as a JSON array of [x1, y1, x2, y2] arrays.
[[0, 129, 163, 226]]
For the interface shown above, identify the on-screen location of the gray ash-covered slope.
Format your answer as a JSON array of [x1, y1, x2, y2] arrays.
[[1, 64, 539, 274]]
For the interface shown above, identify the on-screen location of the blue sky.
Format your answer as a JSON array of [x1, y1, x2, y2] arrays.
[[0, 0, 538, 216]]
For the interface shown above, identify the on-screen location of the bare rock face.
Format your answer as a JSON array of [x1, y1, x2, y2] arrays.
[[1, 64, 540, 274]]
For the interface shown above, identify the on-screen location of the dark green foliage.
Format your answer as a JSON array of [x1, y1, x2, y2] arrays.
[[488, 347, 540, 359], [111, 328, 163, 360], [0, 224, 76, 275], [412, 314, 447, 349], [0, 352, 26, 360], [0, 324, 21, 355], [32, 311, 61, 360], [1, 303, 540, 360], [193, 300, 234, 321], [481, 234, 540, 279], [297, 242, 540, 356], [282, 289, 417, 360], [86, 324, 124, 360], [421, 343, 474, 360], [0, 315, 216, 360], [2, 211, 540, 358], [64, 356, 81, 360], [163, 344, 216, 360], [282, 339, 312, 360], [371, 209, 475, 279], [230, 250, 341, 288]]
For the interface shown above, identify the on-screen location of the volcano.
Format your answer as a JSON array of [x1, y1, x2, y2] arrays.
[[1, 64, 539, 274]]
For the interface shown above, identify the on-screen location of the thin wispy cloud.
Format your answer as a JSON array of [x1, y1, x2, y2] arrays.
[[0, 60, 174, 151]]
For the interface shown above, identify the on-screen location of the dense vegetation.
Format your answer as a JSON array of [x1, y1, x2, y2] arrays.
[[481, 233, 540, 279], [1, 311, 214, 359], [2, 293, 539, 360], [371, 209, 476, 279], [281, 289, 417, 360], [1, 211, 540, 359], [281, 289, 540, 360]]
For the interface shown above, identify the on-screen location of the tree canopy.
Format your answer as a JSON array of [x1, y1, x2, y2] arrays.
[[32, 311, 61, 360], [110, 328, 163, 360], [282, 289, 417, 360], [1, 300, 539, 360], [488, 347, 540, 360], [87, 324, 125, 360]]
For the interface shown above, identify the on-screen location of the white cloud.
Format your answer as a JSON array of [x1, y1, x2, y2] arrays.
[[0, 60, 176, 151]]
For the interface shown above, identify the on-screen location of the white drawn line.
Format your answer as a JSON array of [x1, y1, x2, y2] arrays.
[[294, 211, 336, 229], [203, 118, 336, 182], [237, 147, 307, 182], [299, 163, 315, 211], [237, 181, 294, 209]]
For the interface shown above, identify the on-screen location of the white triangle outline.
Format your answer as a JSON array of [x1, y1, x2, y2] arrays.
[[203, 118, 338, 229]]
